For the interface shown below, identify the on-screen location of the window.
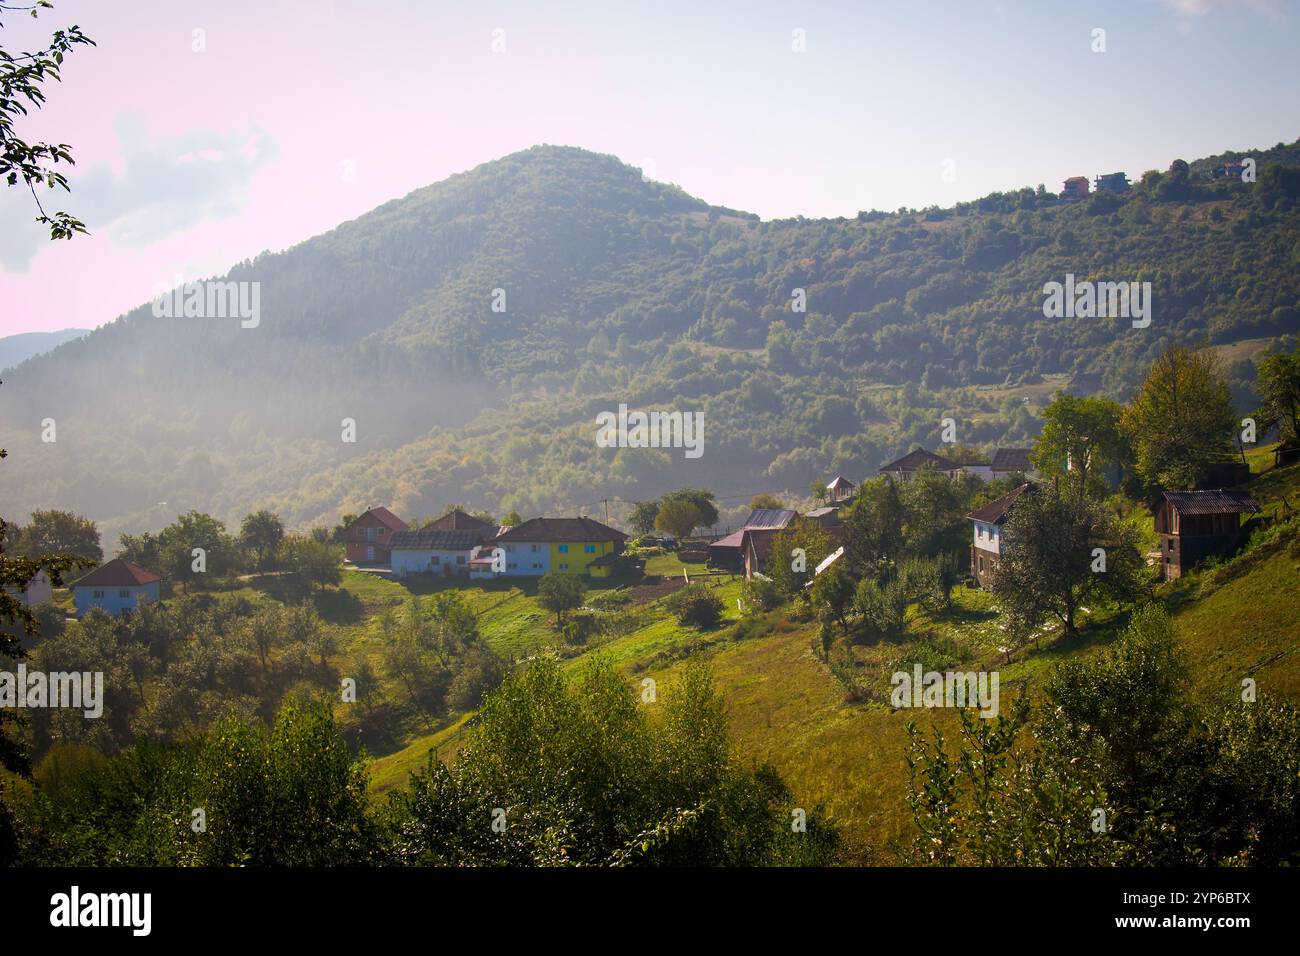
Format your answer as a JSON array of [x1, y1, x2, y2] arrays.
[[558, 544, 569, 553], [456, 555, 465, 565], [119, 590, 131, 598], [559, 563, 568, 570], [531, 544, 540, 552], [584, 544, 597, 554], [366, 527, 376, 542], [431, 556, 441, 565], [93, 590, 105, 598]]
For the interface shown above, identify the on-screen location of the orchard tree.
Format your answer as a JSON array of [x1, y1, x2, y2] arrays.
[[991, 487, 1145, 639], [239, 510, 284, 571], [655, 497, 703, 540], [765, 517, 832, 597], [842, 477, 905, 575], [537, 571, 586, 626], [1122, 347, 1236, 489]]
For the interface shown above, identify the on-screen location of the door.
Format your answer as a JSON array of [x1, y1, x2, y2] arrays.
[[366, 545, 375, 561]]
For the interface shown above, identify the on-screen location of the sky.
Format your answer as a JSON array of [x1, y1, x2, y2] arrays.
[[1, 0, 1298, 336]]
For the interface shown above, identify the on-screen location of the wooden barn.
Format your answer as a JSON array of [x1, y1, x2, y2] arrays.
[[1151, 489, 1260, 580]]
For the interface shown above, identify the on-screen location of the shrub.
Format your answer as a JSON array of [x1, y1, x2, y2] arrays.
[[665, 583, 725, 629]]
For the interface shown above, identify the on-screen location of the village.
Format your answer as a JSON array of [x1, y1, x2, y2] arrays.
[[19, 436, 1265, 623]]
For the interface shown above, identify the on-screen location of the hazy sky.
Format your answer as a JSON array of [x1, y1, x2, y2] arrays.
[[2, 0, 1297, 335]]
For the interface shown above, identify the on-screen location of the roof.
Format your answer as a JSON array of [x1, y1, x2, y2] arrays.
[[708, 530, 746, 551], [741, 508, 797, 531], [349, 506, 408, 533], [422, 508, 494, 533], [390, 529, 483, 551], [879, 448, 958, 473], [965, 483, 1035, 525], [75, 558, 162, 588], [826, 475, 855, 491], [1158, 489, 1260, 516], [492, 516, 628, 544], [806, 506, 839, 518], [991, 447, 1033, 472]]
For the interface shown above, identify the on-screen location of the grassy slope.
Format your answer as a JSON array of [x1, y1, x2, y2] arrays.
[[151, 457, 1299, 857]]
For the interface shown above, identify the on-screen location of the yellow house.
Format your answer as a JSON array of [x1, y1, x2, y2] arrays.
[[486, 517, 628, 577]]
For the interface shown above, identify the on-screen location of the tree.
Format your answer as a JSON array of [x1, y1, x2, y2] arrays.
[[810, 564, 854, 635], [0, 2, 96, 240], [277, 535, 342, 594], [1122, 347, 1236, 489], [537, 571, 586, 626], [239, 510, 284, 572], [842, 476, 905, 575], [901, 466, 970, 557], [765, 518, 831, 597], [990, 487, 1145, 639], [1031, 392, 1129, 497], [1254, 344, 1300, 450], [12, 509, 101, 562], [158, 511, 239, 590], [501, 510, 523, 527], [389, 657, 838, 865], [748, 493, 785, 510], [447, 645, 509, 712], [655, 497, 704, 540], [628, 500, 660, 535], [659, 488, 718, 530]]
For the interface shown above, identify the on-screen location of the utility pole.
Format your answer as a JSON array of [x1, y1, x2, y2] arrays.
[[604, 498, 610, 522]]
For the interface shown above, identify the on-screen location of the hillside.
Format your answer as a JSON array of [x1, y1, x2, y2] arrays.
[[2, 141, 1300, 543], [0, 329, 89, 372]]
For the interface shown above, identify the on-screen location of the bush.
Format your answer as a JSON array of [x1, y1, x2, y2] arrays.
[[665, 583, 725, 629]]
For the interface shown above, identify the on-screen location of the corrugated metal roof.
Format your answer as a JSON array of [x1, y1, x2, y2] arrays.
[[742, 508, 797, 531], [390, 529, 482, 551], [1161, 489, 1260, 515]]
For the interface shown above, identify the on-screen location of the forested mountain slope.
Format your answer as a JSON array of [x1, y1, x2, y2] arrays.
[[2, 141, 1298, 541]]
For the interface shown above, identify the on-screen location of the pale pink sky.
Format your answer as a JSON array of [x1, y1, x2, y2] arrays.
[[2, 0, 1297, 335]]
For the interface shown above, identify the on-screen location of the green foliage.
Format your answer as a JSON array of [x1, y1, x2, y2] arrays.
[[1031, 391, 1130, 497], [906, 605, 1300, 865], [1122, 346, 1238, 489], [238, 510, 284, 571], [1254, 341, 1300, 448], [764, 517, 832, 596], [664, 582, 725, 629], [537, 570, 586, 625], [386, 656, 838, 865], [16, 702, 379, 865], [991, 486, 1146, 638], [9, 508, 102, 562]]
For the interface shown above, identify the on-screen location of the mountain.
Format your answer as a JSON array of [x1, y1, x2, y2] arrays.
[[0, 328, 90, 372], [1, 141, 1299, 544]]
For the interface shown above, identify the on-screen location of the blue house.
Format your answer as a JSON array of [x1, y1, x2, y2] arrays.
[[73, 558, 163, 617]]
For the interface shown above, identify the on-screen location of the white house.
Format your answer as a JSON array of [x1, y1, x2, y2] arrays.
[[389, 529, 483, 579], [4, 569, 53, 608], [72, 559, 163, 617]]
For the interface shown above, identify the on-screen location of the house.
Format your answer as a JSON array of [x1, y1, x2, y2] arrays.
[[1061, 176, 1090, 201], [990, 447, 1035, 481], [72, 559, 162, 617], [741, 527, 782, 580], [478, 516, 628, 577], [344, 507, 408, 565], [707, 508, 797, 572], [1094, 172, 1129, 193], [1150, 489, 1260, 581], [422, 508, 495, 536], [879, 448, 961, 483], [389, 529, 484, 579], [965, 483, 1035, 589], [1223, 160, 1246, 180], [805, 505, 844, 530], [826, 475, 856, 502], [4, 570, 53, 608]]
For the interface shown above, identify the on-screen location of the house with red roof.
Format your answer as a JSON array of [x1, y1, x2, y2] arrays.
[[343, 506, 408, 565], [72, 558, 163, 617], [964, 483, 1035, 589]]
